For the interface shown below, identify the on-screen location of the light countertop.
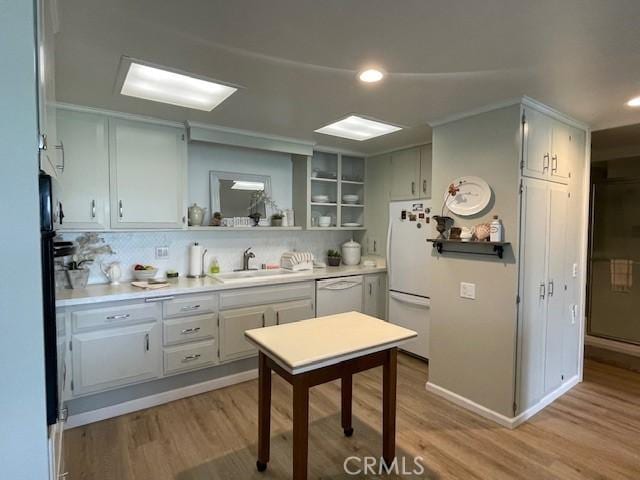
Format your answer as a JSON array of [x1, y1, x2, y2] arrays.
[[56, 262, 386, 308], [245, 312, 416, 374]]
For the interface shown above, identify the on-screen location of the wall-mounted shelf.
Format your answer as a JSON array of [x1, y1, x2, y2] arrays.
[[427, 238, 510, 259]]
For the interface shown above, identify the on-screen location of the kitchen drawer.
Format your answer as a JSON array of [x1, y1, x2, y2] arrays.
[[164, 340, 217, 375], [219, 282, 314, 310], [71, 302, 161, 332], [163, 314, 216, 346], [163, 293, 218, 318]]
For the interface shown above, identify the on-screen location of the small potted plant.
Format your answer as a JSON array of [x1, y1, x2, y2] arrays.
[[271, 212, 284, 227], [327, 249, 342, 267]]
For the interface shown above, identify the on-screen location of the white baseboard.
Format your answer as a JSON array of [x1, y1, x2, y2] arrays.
[[425, 382, 515, 428], [585, 335, 640, 357], [65, 368, 258, 429], [510, 375, 580, 428], [425, 375, 580, 429]]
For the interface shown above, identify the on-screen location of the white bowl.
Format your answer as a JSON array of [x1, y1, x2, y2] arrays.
[[342, 194, 359, 204], [318, 215, 332, 227], [311, 195, 330, 203], [133, 268, 158, 281]]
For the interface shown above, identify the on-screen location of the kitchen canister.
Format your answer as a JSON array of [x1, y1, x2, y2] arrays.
[[341, 238, 362, 266]]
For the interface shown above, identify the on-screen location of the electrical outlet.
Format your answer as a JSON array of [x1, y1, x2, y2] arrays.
[[572, 263, 578, 278], [155, 246, 169, 259], [460, 282, 476, 300], [571, 304, 577, 325]]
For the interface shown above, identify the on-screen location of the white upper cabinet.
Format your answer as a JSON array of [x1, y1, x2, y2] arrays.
[[522, 107, 571, 185], [109, 118, 187, 229], [37, 0, 61, 178], [56, 109, 110, 230], [389, 147, 421, 201], [389, 145, 432, 201]]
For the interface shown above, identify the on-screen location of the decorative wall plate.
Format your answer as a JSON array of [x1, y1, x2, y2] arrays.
[[444, 176, 492, 216]]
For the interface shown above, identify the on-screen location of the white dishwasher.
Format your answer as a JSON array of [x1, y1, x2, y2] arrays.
[[316, 276, 364, 317]]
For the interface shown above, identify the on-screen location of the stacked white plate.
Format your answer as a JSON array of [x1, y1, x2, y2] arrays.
[[311, 194, 330, 203], [342, 194, 359, 204]]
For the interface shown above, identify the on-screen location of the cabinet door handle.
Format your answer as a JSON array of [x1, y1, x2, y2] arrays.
[[144, 333, 150, 352], [106, 313, 130, 320], [262, 312, 265, 328], [373, 240, 377, 253], [543, 153, 550, 171], [423, 179, 427, 194], [91, 200, 96, 219], [539, 283, 546, 300], [183, 354, 201, 362], [180, 304, 201, 311], [55, 141, 65, 172], [119, 200, 123, 218], [411, 181, 416, 195], [181, 327, 201, 335], [551, 155, 558, 173], [276, 311, 280, 325], [369, 283, 372, 295], [548, 280, 554, 297]]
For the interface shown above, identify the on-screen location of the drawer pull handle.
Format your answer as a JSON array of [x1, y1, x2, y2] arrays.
[[145, 333, 150, 352], [180, 304, 201, 311], [181, 327, 201, 335], [183, 354, 201, 362], [106, 313, 130, 320]]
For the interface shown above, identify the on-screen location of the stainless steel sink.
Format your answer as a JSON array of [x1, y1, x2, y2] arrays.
[[208, 268, 307, 284]]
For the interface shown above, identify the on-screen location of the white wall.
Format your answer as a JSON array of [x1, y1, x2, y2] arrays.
[[429, 105, 522, 418], [0, 0, 50, 477], [188, 142, 292, 224]]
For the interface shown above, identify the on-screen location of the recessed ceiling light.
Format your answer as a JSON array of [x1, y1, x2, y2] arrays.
[[627, 96, 640, 107], [314, 115, 402, 141], [358, 69, 384, 83], [118, 58, 238, 111]]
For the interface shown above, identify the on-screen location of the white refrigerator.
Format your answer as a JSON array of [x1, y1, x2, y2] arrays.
[[387, 200, 433, 359]]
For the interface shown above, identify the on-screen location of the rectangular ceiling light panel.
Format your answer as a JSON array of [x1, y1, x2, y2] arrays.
[[120, 62, 237, 111], [314, 115, 402, 141]]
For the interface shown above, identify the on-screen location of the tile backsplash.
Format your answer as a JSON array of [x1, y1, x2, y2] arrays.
[[58, 230, 357, 284]]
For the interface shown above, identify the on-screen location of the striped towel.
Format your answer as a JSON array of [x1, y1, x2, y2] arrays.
[[610, 259, 633, 292]]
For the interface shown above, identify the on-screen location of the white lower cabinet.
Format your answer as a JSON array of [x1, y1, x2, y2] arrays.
[[219, 306, 268, 362], [363, 274, 386, 319], [71, 322, 160, 396], [164, 340, 217, 375], [271, 299, 315, 325]]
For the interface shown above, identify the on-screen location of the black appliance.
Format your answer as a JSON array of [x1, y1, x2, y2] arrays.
[[40, 173, 60, 426]]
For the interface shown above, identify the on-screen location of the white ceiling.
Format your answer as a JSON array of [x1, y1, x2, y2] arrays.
[[54, 0, 640, 154]]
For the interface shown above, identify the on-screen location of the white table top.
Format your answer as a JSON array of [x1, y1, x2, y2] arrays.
[[244, 312, 417, 374]]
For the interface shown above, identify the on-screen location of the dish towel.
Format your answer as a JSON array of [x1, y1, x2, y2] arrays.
[[610, 259, 633, 292], [280, 251, 315, 271]]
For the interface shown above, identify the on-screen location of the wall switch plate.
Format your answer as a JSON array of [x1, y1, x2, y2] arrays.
[[460, 282, 476, 300], [572, 263, 578, 278], [155, 246, 169, 259]]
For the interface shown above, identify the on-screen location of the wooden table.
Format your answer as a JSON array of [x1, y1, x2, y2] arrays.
[[244, 312, 417, 479]]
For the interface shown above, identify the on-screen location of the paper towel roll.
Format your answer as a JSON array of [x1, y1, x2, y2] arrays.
[[189, 243, 203, 277]]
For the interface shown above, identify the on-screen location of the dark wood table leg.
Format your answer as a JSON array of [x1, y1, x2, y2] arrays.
[[341, 374, 353, 437], [257, 352, 271, 472], [292, 378, 310, 480], [382, 348, 398, 467]]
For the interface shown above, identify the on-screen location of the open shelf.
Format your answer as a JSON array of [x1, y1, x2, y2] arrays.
[[427, 238, 510, 259], [310, 202, 337, 206], [188, 226, 303, 231], [311, 177, 338, 183], [342, 204, 365, 208]]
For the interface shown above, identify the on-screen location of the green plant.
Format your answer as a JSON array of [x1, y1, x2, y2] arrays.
[[327, 249, 341, 258], [271, 212, 284, 220], [65, 233, 115, 270]]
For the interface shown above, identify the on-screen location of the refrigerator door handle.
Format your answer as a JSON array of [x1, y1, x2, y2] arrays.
[[389, 290, 430, 308], [386, 219, 393, 279]]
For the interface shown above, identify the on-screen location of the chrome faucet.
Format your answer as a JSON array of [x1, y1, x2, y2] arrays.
[[237, 247, 256, 271]]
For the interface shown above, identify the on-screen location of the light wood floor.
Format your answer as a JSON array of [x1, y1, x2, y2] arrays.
[[65, 355, 640, 479]]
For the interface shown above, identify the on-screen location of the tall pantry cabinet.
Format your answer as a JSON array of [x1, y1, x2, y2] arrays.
[[516, 104, 586, 413]]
